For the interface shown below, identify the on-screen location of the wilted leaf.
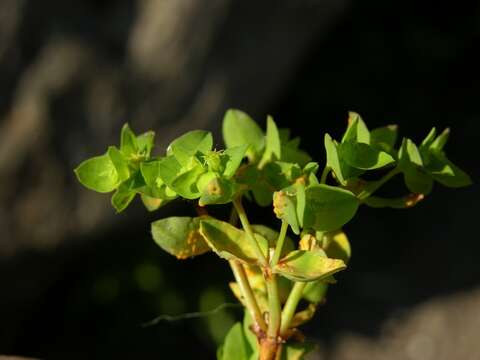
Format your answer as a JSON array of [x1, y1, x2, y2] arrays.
[[151, 216, 210, 259], [274, 249, 346, 282], [200, 218, 268, 264]]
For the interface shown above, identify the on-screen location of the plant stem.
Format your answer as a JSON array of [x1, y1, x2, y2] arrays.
[[265, 273, 281, 339], [270, 220, 289, 266], [358, 166, 400, 200], [280, 281, 307, 335], [320, 165, 330, 184], [233, 198, 268, 266], [229, 260, 267, 332]]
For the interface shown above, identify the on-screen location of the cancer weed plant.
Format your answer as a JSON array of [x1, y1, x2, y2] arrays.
[[75, 110, 471, 360]]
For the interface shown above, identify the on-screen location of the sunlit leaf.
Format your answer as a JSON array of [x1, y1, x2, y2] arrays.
[[120, 123, 138, 157], [259, 115, 281, 166], [430, 127, 449, 151], [111, 185, 136, 213], [107, 146, 130, 182], [399, 138, 433, 194], [273, 186, 300, 234], [274, 249, 346, 282], [198, 177, 237, 206], [342, 112, 370, 144], [170, 165, 205, 199], [223, 145, 248, 178], [222, 109, 265, 159], [151, 216, 210, 259], [74, 154, 119, 193], [427, 150, 472, 188], [136, 130, 155, 157], [167, 130, 213, 167]]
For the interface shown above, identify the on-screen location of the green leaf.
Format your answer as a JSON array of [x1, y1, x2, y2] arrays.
[[273, 186, 300, 235], [430, 127, 450, 151], [158, 155, 183, 186], [223, 145, 248, 178], [370, 124, 398, 151], [363, 194, 425, 209], [259, 115, 281, 166], [140, 160, 162, 187], [120, 123, 138, 156], [322, 230, 351, 264], [74, 154, 120, 193], [136, 130, 155, 157], [220, 323, 253, 360], [111, 185, 136, 213], [420, 127, 437, 149], [274, 249, 346, 282], [107, 146, 130, 182], [296, 183, 306, 228], [199, 218, 268, 264], [340, 142, 395, 170], [242, 312, 258, 354], [303, 281, 328, 304], [170, 165, 205, 199], [151, 216, 210, 259], [281, 342, 315, 360], [222, 109, 265, 159], [399, 138, 433, 194], [141, 193, 168, 211], [427, 151, 472, 188], [167, 130, 213, 167], [303, 184, 359, 232], [251, 224, 294, 257], [198, 177, 237, 206], [324, 134, 346, 185], [399, 138, 423, 167], [342, 112, 370, 144]]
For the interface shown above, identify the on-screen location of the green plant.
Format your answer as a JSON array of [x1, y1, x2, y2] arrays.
[[75, 109, 471, 360]]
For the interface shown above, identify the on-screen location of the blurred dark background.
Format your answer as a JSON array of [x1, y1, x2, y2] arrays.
[[0, 1, 479, 359]]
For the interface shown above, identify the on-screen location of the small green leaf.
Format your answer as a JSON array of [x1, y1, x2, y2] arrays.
[[167, 130, 213, 167], [259, 115, 281, 166], [221, 323, 253, 360], [303, 184, 359, 232], [199, 218, 268, 264], [140, 159, 161, 187], [371, 124, 398, 151], [170, 165, 205, 199], [342, 112, 370, 144], [120, 123, 138, 156], [140, 193, 168, 211], [107, 146, 130, 182], [427, 151, 472, 188], [111, 185, 136, 213], [158, 155, 183, 186], [322, 230, 351, 264], [136, 130, 155, 157], [420, 127, 437, 149], [223, 145, 248, 178], [363, 194, 425, 209], [274, 249, 346, 282], [340, 142, 395, 170], [273, 186, 300, 234], [198, 177, 237, 206], [222, 109, 265, 159], [151, 216, 210, 259], [296, 183, 306, 228], [399, 138, 423, 167], [324, 134, 345, 185], [399, 138, 433, 194], [430, 127, 450, 151], [74, 154, 119, 193]]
